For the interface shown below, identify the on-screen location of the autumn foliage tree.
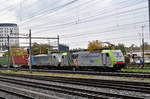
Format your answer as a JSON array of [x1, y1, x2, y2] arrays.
[[31, 42, 52, 55], [88, 40, 103, 51], [88, 40, 112, 51], [4, 48, 27, 56]]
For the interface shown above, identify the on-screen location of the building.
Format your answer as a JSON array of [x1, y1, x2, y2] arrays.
[[59, 44, 69, 51], [0, 50, 7, 57], [0, 23, 19, 49], [127, 50, 150, 63]]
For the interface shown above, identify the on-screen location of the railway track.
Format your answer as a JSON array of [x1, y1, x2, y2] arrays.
[[0, 84, 34, 99], [1, 68, 150, 78], [0, 73, 149, 98], [0, 77, 64, 99]]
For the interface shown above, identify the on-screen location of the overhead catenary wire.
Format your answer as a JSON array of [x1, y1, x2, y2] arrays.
[[19, 0, 100, 25], [1, 0, 148, 48], [20, 0, 79, 25], [22, 0, 144, 23], [64, 27, 148, 42], [32, 9, 148, 34], [18, 0, 144, 32], [19, 0, 148, 44], [31, 6, 147, 29], [59, 20, 149, 38], [25, 1, 145, 36], [20, 0, 147, 29]]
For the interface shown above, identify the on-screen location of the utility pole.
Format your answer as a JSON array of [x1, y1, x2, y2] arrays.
[[57, 35, 60, 52], [29, 29, 32, 73], [141, 25, 145, 68], [7, 35, 10, 69], [148, 0, 150, 41]]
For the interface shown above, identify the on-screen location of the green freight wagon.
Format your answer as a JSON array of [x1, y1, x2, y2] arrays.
[[0, 56, 8, 67]]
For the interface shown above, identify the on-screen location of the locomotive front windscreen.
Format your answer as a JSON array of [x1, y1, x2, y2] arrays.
[[112, 50, 124, 64]]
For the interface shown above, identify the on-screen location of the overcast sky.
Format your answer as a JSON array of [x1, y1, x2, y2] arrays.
[[0, 0, 149, 49]]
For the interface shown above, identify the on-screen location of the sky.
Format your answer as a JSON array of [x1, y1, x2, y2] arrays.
[[0, 0, 149, 49]]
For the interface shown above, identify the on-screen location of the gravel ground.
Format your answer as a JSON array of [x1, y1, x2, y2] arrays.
[[0, 75, 150, 99]]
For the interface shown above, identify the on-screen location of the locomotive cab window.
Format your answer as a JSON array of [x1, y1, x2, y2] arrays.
[[72, 55, 75, 59], [75, 54, 78, 58], [106, 53, 109, 57], [72, 54, 78, 59]]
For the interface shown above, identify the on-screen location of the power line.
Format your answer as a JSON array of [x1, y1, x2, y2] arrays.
[[59, 20, 148, 38], [32, 8, 148, 34], [28, 2, 148, 34], [20, 0, 146, 29], [19, 0, 98, 25], [21, 0, 147, 30], [20, 0, 65, 21], [20, 0, 79, 25]]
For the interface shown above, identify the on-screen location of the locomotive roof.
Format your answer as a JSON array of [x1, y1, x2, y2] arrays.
[[73, 51, 102, 54], [34, 54, 48, 57]]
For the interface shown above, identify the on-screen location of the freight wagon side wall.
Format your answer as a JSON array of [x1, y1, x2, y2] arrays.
[[0, 56, 8, 65], [11, 55, 28, 65]]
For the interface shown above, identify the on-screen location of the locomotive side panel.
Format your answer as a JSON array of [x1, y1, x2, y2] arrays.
[[51, 53, 62, 66], [77, 52, 111, 67], [61, 52, 74, 66], [61, 55, 69, 66], [33, 55, 51, 66]]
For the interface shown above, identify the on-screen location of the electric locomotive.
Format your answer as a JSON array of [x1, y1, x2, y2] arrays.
[[102, 50, 125, 70]]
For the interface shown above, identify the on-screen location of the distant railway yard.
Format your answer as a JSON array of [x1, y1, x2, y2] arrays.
[[0, 68, 149, 99]]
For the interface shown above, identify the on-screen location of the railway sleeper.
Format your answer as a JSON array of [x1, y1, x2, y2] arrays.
[[0, 77, 144, 99]]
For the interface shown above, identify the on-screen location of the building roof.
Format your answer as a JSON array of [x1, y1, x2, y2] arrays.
[[0, 50, 7, 53], [133, 50, 150, 53], [0, 23, 17, 27]]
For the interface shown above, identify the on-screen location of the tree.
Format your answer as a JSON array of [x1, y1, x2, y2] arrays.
[[4, 48, 27, 56], [140, 42, 150, 50], [31, 42, 52, 55], [87, 40, 112, 51], [88, 40, 103, 51], [127, 42, 150, 53], [114, 43, 126, 55]]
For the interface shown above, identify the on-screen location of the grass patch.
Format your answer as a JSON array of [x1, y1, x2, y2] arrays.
[[126, 64, 150, 68], [127, 77, 150, 81], [0, 70, 91, 78], [122, 68, 150, 72], [0, 70, 150, 82]]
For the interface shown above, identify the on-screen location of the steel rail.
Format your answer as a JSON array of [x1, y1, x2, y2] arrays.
[[0, 76, 143, 99], [2, 68, 150, 78]]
